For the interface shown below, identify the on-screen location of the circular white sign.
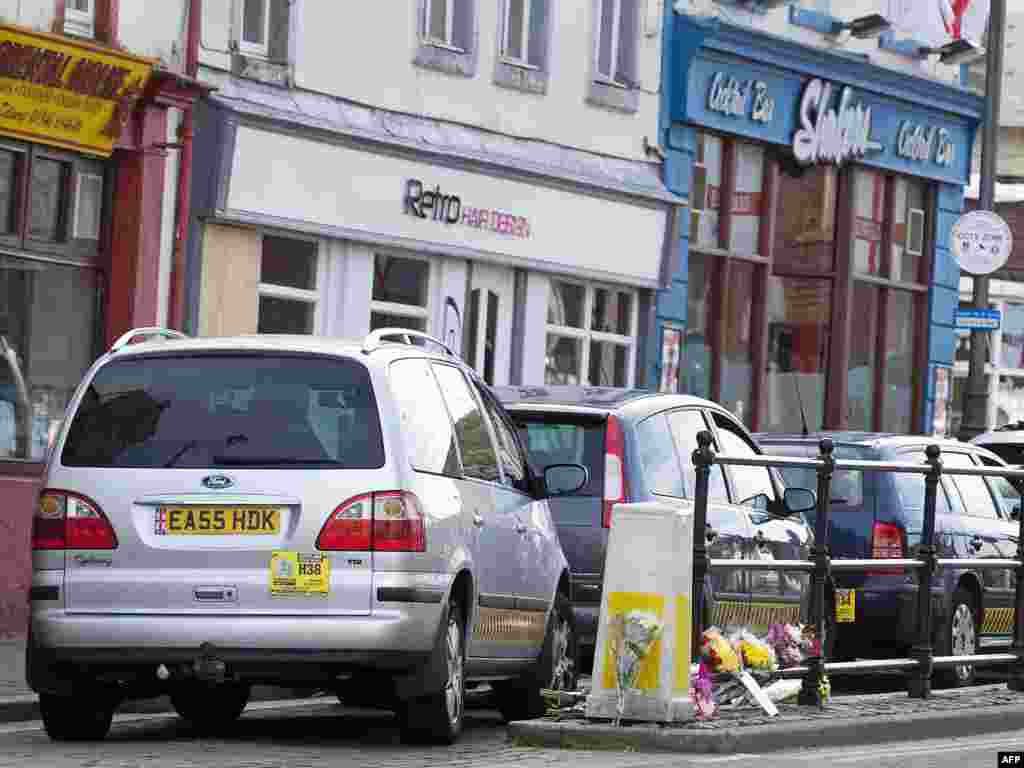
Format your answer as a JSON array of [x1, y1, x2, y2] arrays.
[[951, 210, 1013, 275]]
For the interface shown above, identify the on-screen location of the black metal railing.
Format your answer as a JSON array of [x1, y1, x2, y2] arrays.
[[689, 432, 1024, 705]]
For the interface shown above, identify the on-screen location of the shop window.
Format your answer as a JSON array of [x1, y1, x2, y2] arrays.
[[257, 235, 319, 334], [72, 173, 103, 241], [28, 158, 68, 243], [0, 151, 19, 237], [64, 0, 95, 38], [773, 164, 837, 274], [1003, 303, 1024, 369], [851, 169, 886, 277], [371, 253, 430, 332], [764, 276, 830, 434], [892, 178, 927, 283], [690, 133, 722, 250], [847, 281, 879, 430], [730, 143, 765, 257], [997, 375, 1024, 427], [883, 290, 920, 434], [588, 0, 639, 112], [0, 255, 99, 461], [685, 252, 712, 399], [545, 280, 636, 387], [720, 260, 755, 425]]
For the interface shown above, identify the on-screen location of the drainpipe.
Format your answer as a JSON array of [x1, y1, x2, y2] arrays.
[[167, 0, 201, 332]]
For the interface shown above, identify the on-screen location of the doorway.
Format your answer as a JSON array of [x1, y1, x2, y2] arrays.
[[465, 263, 513, 386]]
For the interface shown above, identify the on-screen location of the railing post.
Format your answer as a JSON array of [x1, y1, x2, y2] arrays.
[[1009, 470, 1024, 692], [691, 430, 715, 658], [799, 437, 833, 708], [908, 444, 941, 699]]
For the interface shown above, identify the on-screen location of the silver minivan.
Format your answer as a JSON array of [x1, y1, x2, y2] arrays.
[[27, 328, 584, 744]]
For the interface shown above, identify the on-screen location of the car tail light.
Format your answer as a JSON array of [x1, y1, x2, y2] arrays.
[[869, 521, 904, 575], [33, 490, 118, 551], [603, 415, 628, 528], [372, 492, 426, 552], [317, 491, 425, 552]]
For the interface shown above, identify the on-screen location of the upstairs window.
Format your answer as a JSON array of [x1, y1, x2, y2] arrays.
[[502, 0, 547, 67], [423, 0, 474, 52], [64, 0, 95, 38], [240, 0, 271, 57], [595, 0, 639, 87]]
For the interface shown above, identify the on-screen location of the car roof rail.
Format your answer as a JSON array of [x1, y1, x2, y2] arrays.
[[362, 327, 455, 358], [110, 327, 189, 353]]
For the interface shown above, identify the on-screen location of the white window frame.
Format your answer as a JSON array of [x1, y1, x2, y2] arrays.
[[423, 0, 464, 52], [64, 0, 95, 38], [369, 251, 433, 332], [545, 279, 638, 388], [257, 235, 325, 335], [238, 0, 272, 58], [501, 0, 538, 69], [594, 0, 630, 87], [72, 172, 103, 241]]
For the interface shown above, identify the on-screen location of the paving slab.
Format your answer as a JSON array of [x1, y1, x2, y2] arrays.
[[508, 683, 1024, 754]]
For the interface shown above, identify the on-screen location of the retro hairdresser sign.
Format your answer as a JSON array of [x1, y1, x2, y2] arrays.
[[0, 25, 155, 157]]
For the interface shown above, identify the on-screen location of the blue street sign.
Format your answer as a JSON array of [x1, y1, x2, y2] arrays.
[[955, 308, 1002, 331]]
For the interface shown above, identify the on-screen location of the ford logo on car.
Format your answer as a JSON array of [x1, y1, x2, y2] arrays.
[[202, 474, 234, 490]]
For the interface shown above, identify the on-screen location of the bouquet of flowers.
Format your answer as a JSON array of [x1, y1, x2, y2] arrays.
[[767, 623, 808, 668], [699, 627, 740, 674], [607, 610, 665, 726], [730, 629, 779, 677]]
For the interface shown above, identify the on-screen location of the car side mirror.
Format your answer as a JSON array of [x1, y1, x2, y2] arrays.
[[544, 463, 589, 497], [783, 487, 817, 516]]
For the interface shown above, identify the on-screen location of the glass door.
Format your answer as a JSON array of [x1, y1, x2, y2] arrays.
[[465, 263, 514, 386]]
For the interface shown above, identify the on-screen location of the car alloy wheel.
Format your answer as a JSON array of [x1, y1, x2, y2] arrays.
[[950, 601, 977, 684], [444, 613, 465, 728]]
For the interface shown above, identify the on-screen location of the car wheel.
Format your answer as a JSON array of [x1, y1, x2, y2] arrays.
[[937, 589, 978, 687], [398, 601, 465, 745], [170, 682, 251, 734], [494, 593, 577, 723], [39, 692, 115, 742]]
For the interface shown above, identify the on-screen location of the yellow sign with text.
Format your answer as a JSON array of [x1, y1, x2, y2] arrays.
[[0, 25, 155, 157]]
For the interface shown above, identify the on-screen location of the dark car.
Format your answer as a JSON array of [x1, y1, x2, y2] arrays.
[[754, 432, 1022, 686], [493, 385, 817, 664]]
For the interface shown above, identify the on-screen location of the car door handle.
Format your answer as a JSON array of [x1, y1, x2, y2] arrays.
[[473, 513, 485, 527], [515, 522, 528, 534]]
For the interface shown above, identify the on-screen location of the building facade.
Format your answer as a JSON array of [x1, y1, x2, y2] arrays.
[[184, 1, 682, 393], [663, 2, 986, 434], [0, 1, 207, 637]]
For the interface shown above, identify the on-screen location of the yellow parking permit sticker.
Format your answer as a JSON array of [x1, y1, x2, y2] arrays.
[[835, 589, 855, 623], [269, 551, 330, 596]]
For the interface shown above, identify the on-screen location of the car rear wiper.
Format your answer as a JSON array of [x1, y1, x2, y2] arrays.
[[212, 456, 342, 466], [164, 440, 199, 468]]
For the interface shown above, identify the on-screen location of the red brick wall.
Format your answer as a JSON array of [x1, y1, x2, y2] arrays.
[[964, 199, 1024, 280], [0, 476, 37, 639]]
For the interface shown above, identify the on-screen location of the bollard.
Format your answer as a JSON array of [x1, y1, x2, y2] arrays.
[[691, 430, 714, 659], [908, 444, 941, 699], [799, 438, 833, 707], [1010, 466, 1024, 693]]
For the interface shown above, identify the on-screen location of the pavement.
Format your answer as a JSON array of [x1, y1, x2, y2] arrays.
[[509, 680, 1024, 754]]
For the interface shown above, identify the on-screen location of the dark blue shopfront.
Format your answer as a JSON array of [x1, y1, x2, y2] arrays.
[[651, 12, 984, 435]]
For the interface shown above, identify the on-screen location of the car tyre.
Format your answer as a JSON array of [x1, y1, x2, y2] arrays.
[[39, 692, 115, 742], [494, 593, 577, 723], [397, 601, 465, 745], [170, 682, 251, 734], [936, 588, 978, 688]]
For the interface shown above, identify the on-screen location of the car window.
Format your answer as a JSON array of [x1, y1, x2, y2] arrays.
[[665, 409, 729, 502], [636, 413, 683, 498], [389, 358, 460, 476], [61, 355, 384, 469], [760, 443, 867, 508], [711, 412, 775, 509], [514, 417, 604, 497], [893, 450, 952, 519], [474, 382, 530, 494], [430, 364, 501, 483], [944, 452, 999, 520], [980, 455, 1021, 519], [977, 442, 1024, 466]]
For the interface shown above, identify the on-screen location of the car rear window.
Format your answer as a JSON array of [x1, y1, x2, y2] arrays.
[[978, 442, 1024, 466], [758, 442, 870, 508], [61, 354, 384, 469], [512, 415, 605, 497]]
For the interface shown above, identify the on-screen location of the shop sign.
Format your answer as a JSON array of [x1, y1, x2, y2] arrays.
[[951, 210, 1012, 275], [404, 179, 531, 239], [707, 72, 775, 125], [895, 121, 956, 168], [792, 79, 882, 167], [0, 25, 155, 157]]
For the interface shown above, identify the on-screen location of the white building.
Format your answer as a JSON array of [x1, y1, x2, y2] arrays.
[[181, 0, 683, 390]]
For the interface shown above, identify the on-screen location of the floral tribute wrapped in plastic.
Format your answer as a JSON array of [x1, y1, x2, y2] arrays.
[[607, 610, 665, 727]]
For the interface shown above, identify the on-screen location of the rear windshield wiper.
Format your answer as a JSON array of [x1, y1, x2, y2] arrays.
[[212, 456, 343, 466]]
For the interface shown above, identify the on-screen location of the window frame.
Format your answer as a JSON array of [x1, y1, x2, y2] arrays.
[[238, 0, 272, 58], [430, 361, 503, 485], [64, 0, 96, 38], [588, 0, 640, 113], [544, 278, 639, 388], [423, 0, 461, 51], [256, 233, 325, 335], [594, 0, 628, 86], [370, 251, 433, 334], [501, 0, 537, 68], [414, 0, 479, 79]]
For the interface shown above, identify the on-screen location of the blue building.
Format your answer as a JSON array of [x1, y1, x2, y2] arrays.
[[652, 8, 984, 435]]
